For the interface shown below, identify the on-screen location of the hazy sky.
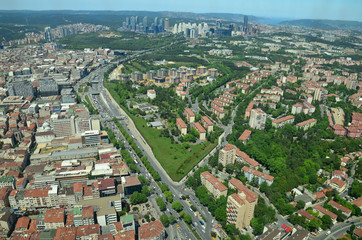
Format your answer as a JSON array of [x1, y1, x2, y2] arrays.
[[2, 0, 362, 21]]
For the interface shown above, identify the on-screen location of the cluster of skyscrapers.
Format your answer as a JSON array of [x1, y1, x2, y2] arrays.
[[172, 16, 256, 39], [44, 23, 110, 42], [121, 16, 169, 34]]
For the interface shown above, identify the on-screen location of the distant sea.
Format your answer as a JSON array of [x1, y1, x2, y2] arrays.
[[253, 17, 294, 26]]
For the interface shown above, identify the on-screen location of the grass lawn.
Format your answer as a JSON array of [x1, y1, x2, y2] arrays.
[[132, 117, 216, 182]]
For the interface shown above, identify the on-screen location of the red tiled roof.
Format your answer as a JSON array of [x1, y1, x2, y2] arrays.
[[298, 209, 318, 220], [76, 224, 100, 237], [296, 118, 317, 127], [139, 221, 164, 240], [184, 108, 195, 117], [44, 208, 64, 223], [314, 205, 337, 219], [273, 115, 294, 124], [229, 178, 258, 202], [201, 171, 227, 192], [114, 230, 135, 240], [330, 178, 346, 188], [82, 206, 94, 218], [242, 166, 274, 181], [201, 116, 214, 126], [194, 122, 206, 133], [55, 227, 76, 240], [238, 129, 252, 141], [328, 200, 352, 214], [230, 193, 245, 206], [15, 217, 30, 230], [235, 149, 259, 167], [176, 118, 187, 128], [352, 197, 362, 208]]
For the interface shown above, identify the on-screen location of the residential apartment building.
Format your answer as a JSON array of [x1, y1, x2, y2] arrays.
[[184, 108, 195, 123], [238, 129, 252, 144], [176, 118, 187, 135], [272, 115, 295, 129], [219, 144, 236, 167], [139, 220, 165, 240], [201, 116, 214, 133], [242, 166, 274, 186], [296, 119, 317, 130], [249, 108, 266, 130], [212, 105, 225, 119], [200, 171, 227, 198], [193, 122, 206, 140], [227, 178, 258, 230], [44, 208, 65, 229]]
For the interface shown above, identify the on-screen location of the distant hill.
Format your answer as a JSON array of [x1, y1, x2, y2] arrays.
[[280, 19, 362, 31]]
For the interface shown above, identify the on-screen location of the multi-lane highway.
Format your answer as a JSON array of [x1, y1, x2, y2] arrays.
[[85, 69, 214, 239]]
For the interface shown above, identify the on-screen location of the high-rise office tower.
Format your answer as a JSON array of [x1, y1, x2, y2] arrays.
[[244, 16, 248, 34], [154, 17, 158, 26], [143, 16, 148, 27], [44, 27, 53, 42], [164, 18, 169, 30], [216, 20, 222, 28]]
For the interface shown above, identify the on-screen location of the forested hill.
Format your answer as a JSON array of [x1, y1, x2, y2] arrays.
[[280, 19, 362, 32]]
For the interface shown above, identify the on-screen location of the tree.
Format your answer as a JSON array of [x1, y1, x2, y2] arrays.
[[184, 214, 192, 224], [169, 215, 175, 224], [160, 214, 169, 227], [307, 218, 321, 232], [138, 175, 149, 185], [321, 215, 333, 230], [172, 201, 183, 212], [156, 197, 166, 211], [160, 183, 169, 192], [349, 181, 362, 198], [164, 191, 173, 203], [296, 200, 306, 210], [130, 192, 147, 205], [142, 186, 151, 196], [225, 164, 234, 174], [179, 210, 185, 218]]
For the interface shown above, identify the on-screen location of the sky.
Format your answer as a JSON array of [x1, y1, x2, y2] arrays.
[[2, 0, 362, 22]]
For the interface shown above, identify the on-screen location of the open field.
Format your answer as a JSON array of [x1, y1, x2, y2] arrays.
[[132, 116, 216, 181]]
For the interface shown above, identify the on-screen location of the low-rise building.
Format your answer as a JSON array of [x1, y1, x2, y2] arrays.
[[242, 166, 274, 186], [44, 208, 65, 229], [328, 200, 352, 217], [313, 205, 337, 223], [296, 118, 317, 130], [139, 220, 165, 240], [193, 122, 206, 140], [184, 108, 195, 123], [176, 118, 187, 136], [201, 116, 214, 133], [272, 115, 295, 129], [200, 171, 227, 198], [238, 129, 252, 144]]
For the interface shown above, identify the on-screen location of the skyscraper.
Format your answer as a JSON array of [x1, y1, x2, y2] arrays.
[[243, 16, 249, 34], [164, 18, 169, 30], [143, 16, 148, 27], [44, 27, 53, 42], [154, 17, 158, 26]]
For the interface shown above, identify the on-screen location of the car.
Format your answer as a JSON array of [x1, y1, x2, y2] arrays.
[[177, 225, 180, 228]]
